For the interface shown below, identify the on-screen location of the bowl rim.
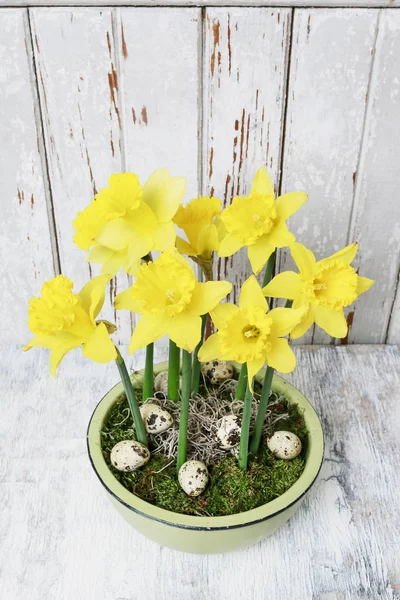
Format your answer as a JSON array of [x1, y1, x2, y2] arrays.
[[87, 363, 324, 531]]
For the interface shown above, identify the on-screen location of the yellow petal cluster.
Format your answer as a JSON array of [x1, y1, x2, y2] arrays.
[[114, 249, 232, 353], [198, 275, 305, 390], [23, 274, 117, 375], [263, 242, 375, 339], [218, 167, 307, 275], [173, 196, 223, 259], [73, 170, 186, 276]]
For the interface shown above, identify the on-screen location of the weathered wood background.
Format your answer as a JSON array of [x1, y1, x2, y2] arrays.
[[1, 4, 400, 345]]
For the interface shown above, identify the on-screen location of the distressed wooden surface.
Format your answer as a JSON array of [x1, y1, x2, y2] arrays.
[[203, 7, 291, 301], [1, 344, 399, 599], [1, 6, 400, 345], [4, 1, 400, 8]]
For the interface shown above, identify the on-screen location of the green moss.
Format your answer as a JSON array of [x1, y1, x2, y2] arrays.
[[101, 387, 308, 517]]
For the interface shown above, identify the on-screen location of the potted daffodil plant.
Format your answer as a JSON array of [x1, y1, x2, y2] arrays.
[[24, 167, 373, 554]]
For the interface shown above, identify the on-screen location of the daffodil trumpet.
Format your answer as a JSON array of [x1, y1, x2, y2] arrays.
[[177, 350, 192, 472], [115, 347, 148, 446]]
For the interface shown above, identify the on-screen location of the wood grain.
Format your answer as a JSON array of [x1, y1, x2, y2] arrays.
[[203, 7, 291, 303], [278, 8, 378, 344], [0, 9, 55, 345], [348, 10, 400, 344], [1, 344, 399, 599], [5, 1, 400, 8], [30, 7, 132, 344]]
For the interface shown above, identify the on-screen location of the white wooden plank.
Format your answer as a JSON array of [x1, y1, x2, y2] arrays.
[[203, 7, 291, 304], [117, 7, 200, 200], [4, 1, 400, 8], [1, 344, 399, 599], [0, 9, 55, 345], [30, 7, 132, 344], [278, 8, 378, 344], [349, 10, 400, 343]]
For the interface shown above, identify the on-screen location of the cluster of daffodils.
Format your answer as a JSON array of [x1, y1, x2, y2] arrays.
[[24, 166, 374, 488]]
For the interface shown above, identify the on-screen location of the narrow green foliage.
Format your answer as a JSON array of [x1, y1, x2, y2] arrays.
[[285, 299, 293, 308], [143, 343, 154, 401], [168, 340, 180, 401], [177, 350, 192, 472], [262, 249, 277, 288], [238, 382, 253, 470], [250, 366, 274, 456], [192, 314, 207, 394], [114, 348, 147, 447], [235, 363, 248, 401]]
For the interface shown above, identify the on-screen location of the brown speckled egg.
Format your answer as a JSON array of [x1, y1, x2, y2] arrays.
[[140, 403, 173, 434], [178, 460, 209, 497], [110, 440, 150, 472], [267, 431, 302, 460], [154, 371, 182, 396], [201, 361, 234, 385], [217, 415, 241, 449]]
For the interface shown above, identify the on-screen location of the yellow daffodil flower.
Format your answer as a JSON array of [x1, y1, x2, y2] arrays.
[[23, 274, 117, 375], [198, 275, 305, 390], [218, 167, 308, 275], [173, 196, 222, 259], [263, 242, 375, 339], [114, 249, 232, 353], [73, 170, 186, 276]]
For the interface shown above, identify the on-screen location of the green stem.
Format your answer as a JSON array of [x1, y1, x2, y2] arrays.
[[177, 350, 192, 472], [168, 340, 180, 402], [238, 380, 253, 471], [236, 364, 248, 401], [192, 314, 207, 394], [262, 249, 277, 288], [285, 299, 293, 308], [249, 366, 274, 456], [115, 348, 148, 447], [143, 343, 154, 401]]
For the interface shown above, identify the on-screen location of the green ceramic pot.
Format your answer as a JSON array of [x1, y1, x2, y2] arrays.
[[87, 362, 324, 554]]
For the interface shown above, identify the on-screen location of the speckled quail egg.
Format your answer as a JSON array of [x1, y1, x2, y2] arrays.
[[154, 371, 182, 396], [140, 403, 173, 434], [110, 440, 150, 472], [267, 431, 302, 460], [217, 415, 241, 449], [178, 460, 209, 497], [201, 360, 234, 385]]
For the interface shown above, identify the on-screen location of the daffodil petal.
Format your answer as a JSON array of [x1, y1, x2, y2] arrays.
[[247, 357, 265, 392], [239, 275, 268, 310], [218, 233, 243, 257], [265, 337, 296, 373], [100, 252, 123, 276], [269, 306, 306, 337], [290, 243, 316, 277], [275, 192, 308, 220], [49, 334, 83, 377], [198, 332, 221, 362], [250, 166, 274, 198], [114, 287, 143, 313], [23, 335, 54, 351], [129, 315, 168, 354], [290, 306, 314, 339], [267, 219, 296, 248], [167, 314, 202, 352], [96, 219, 135, 251], [78, 274, 110, 320], [247, 236, 275, 275], [152, 221, 176, 251], [176, 236, 197, 256], [262, 271, 300, 299], [356, 276, 374, 295], [323, 242, 358, 266], [188, 281, 232, 316], [86, 245, 113, 264], [82, 323, 117, 364], [143, 169, 186, 222], [197, 223, 220, 255], [210, 303, 238, 329], [312, 305, 347, 338], [126, 235, 153, 265]]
